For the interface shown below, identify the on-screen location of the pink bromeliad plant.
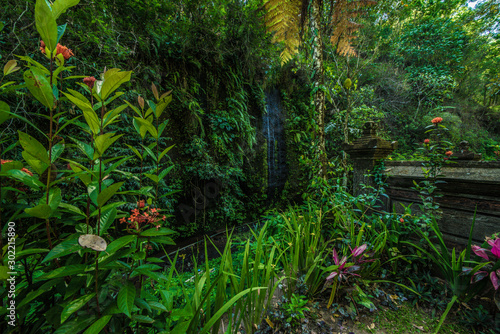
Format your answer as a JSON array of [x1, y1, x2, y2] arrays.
[[325, 244, 374, 308], [471, 236, 500, 293]]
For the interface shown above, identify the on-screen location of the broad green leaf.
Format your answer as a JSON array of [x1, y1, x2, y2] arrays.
[[143, 173, 158, 183], [0, 101, 10, 125], [18, 131, 50, 164], [61, 293, 95, 323], [6, 169, 44, 189], [75, 223, 92, 234], [103, 104, 127, 128], [101, 235, 136, 254], [132, 118, 148, 139], [159, 145, 175, 162], [94, 133, 123, 158], [81, 109, 100, 135], [148, 300, 167, 312], [103, 156, 132, 177], [59, 203, 86, 217], [96, 181, 124, 207], [25, 204, 52, 219], [0, 160, 23, 172], [18, 289, 46, 308], [52, 0, 81, 20], [16, 55, 50, 74], [155, 95, 172, 118], [158, 119, 169, 137], [3, 60, 20, 76], [140, 144, 157, 162], [141, 227, 175, 237], [53, 316, 95, 334], [24, 67, 54, 109], [65, 88, 91, 106], [151, 236, 176, 245], [158, 165, 174, 181], [22, 150, 48, 175], [40, 265, 87, 279], [100, 69, 132, 100], [35, 0, 58, 52], [135, 297, 151, 312], [82, 315, 112, 334], [63, 91, 99, 134], [90, 201, 126, 217], [56, 23, 67, 43], [99, 207, 117, 236], [69, 137, 94, 160], [103, 91, 125, 106], [117, 281, 136, 318], [47, 187, 62, 212], [132, 314, 154, 324], [124, 100, 142, 117], [134, 117, 158, 138], [16, 248, 49, 261], [69, 163, 92, 186], [98, 248, 133, 266], [42, 237, 80, 263], [50, 143, 65, 162]]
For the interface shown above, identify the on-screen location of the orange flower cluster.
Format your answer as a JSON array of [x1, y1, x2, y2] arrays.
[[424, 139, 430, 144], [83, 76, 96, 89], [431, 117, 443, 124], [1, 159, 33, 176], [119, 206, 166, 232], [445, 151, 453, 157], [40, 40, 74, 60]]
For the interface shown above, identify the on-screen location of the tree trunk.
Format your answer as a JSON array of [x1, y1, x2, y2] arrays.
[[310, 0, 327, 179]]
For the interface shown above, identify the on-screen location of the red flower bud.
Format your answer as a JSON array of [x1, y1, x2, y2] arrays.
[[83, 76, 96, 90], [431, 117, 443, 124], [424, 139, 430, 144], [399, 218, 404, 223], [56, 43, 74, 60], [40, 40, 46, 54]]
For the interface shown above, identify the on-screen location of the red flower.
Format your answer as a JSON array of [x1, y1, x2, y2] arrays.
[[445, 151, 453, 157], [40, 40, 46, 54], [137, 200, 145, 209], [431, 117, 443, 124], [399, 218, 404, 223], [40, 41, 74, 60], [56, 43, 74, 60], [83, 76, 96, 90], [424, 139, 430, 144]]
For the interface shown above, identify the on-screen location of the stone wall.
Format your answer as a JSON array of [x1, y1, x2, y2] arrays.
[[383, 160, 500, 244]]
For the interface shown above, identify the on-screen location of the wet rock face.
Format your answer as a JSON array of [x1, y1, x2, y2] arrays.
[[264, 89, 288, 202]]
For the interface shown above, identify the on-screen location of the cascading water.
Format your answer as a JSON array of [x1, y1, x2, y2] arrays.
[[263, 89, 288, 201]]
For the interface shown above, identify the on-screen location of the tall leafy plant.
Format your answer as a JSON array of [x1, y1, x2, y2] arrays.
[[0, 1, 178, 332]]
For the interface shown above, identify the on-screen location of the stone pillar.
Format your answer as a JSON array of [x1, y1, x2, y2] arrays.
[[343, 122, 397, 196]]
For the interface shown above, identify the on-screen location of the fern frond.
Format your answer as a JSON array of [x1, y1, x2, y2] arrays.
[[263, 0, 302, 64], [331, 0, 377, 57]]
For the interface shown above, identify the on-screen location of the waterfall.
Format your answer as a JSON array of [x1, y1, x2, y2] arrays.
[[263, 89, 288, 201]]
